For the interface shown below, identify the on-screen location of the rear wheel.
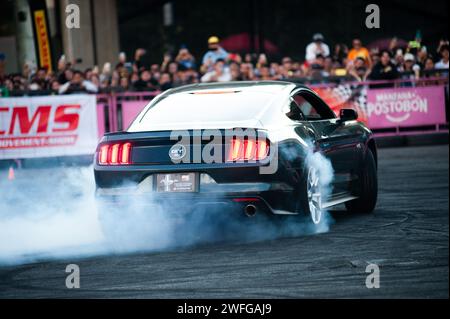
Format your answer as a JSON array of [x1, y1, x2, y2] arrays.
[[345, 149, 378, 213], [298, 166, 323, 224]]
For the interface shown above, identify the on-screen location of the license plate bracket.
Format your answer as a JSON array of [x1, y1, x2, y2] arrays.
[[155, 173, 199, 193]]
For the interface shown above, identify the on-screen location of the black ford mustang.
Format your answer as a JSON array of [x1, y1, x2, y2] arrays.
[[94, 81, 377, 230]]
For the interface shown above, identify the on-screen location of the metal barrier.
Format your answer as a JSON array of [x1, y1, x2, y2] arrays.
[[96, 91, 159, 137]]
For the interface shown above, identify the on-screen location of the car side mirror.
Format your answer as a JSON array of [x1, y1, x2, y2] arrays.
[[338, 109, 358, 123]]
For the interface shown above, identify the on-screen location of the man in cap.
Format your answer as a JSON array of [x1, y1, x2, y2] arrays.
[[201, 36, 229, 73], [305, 33, 330, 63], [347, 38, 372, 67], [403, 53, 420, 71], [398, 53, 421, 82]]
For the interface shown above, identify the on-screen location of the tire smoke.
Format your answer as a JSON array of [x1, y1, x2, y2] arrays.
[[0, 146, 334, 266]]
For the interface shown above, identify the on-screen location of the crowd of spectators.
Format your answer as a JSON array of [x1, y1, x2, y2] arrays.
[[0, 33, 448, 96]]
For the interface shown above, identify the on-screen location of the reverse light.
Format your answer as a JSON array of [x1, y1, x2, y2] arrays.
[[98, 142, 132, 165], [227, 137, 269, 162]]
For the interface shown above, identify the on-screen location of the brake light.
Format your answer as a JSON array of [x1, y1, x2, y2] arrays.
[[98, 142, 132, 165], [228, 138, 242, 161], [227, 137, 269, 162], [120, 143, 132, 165], [257, 139, 269, 160], [244, 139, 255, 160], [110, 144, 120, 165], [99, 145, 109, 165]]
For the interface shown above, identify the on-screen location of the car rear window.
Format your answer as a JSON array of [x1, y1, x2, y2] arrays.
[[129, 91, 276, 130]]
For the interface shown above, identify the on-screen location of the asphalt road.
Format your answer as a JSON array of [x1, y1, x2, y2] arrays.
[[0, 145, 448, 298]]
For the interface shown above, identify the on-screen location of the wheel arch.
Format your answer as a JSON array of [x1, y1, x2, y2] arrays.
[[366, 138, 378, 169]]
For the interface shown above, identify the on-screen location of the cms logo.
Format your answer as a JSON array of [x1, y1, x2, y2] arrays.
[[0, 105, 80, 135]]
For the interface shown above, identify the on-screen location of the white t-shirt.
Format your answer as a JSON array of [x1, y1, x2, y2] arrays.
[[435, 60, 449, 69], [305, 42, 330, 62], [201, 69, 232, 83]]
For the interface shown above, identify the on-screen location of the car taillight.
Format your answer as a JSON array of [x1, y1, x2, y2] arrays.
[[227, 137, 269, 162], [98, 142, 132, 165]]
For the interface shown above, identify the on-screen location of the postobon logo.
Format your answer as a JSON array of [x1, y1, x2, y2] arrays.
[[367, 92, 428, 123]]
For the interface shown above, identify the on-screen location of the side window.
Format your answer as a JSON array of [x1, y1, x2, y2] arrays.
[[284, 98, 304, 121], [293, 94, 320, 120], [293, 91, 335, 121]]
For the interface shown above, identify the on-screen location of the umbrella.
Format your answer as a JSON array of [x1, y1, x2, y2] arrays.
[[220, 33, 279, 54], [367, 38, 409, 51]]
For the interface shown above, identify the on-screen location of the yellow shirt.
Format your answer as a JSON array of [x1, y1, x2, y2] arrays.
[[348, 48, 370, 62]]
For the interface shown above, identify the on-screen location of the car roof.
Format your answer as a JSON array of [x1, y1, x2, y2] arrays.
[[166, 80, 302, 95]]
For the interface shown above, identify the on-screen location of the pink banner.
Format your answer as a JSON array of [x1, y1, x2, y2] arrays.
[[367, 86, 446, 129], [121, 100, 148, 130]]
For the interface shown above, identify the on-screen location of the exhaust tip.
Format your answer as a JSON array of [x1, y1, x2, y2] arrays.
[[244, 204, 257, 217]]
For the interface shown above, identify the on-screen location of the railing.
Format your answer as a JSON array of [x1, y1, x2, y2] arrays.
[[96, 91, 160, 137]]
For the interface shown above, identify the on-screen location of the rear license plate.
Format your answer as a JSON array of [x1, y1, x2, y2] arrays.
[[156, 173, 198, 192]]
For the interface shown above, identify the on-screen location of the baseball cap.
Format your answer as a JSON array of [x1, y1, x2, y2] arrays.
[[312, 33, 324, 42], [404, 53, 415, 62], [208, 36, 220, 44]]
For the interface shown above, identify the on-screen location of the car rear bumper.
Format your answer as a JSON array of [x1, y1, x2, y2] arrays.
[[96, 180, 300, 216]]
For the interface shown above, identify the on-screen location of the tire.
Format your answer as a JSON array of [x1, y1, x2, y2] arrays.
[[298, 165, 323, 224], [345, 149, 378, 214]]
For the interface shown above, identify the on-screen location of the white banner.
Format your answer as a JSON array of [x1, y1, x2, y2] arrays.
[[0, 95, 98, 159]]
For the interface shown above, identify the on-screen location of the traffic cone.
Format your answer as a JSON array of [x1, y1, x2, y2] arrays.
[[8, 166, 15, 181]]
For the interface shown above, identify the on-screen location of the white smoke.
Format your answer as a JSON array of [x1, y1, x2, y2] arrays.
[[0, 166, 104, 265], [305, 146, 335, 206], [0, 145, 335, 266]]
